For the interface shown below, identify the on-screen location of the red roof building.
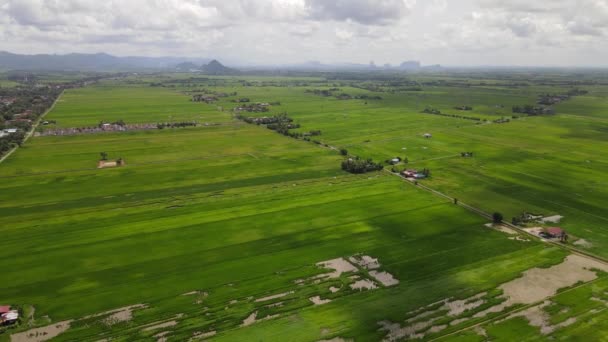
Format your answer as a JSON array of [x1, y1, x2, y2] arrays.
[[546, 227, 565, 237], [0, 306, 10, 314]]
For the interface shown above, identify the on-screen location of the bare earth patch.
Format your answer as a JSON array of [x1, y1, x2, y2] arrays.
[[154, 331, 170, 342], [504, 301, 577, 334], [100, 304, 148, 325], [329, 286, 341, 293], [142, 320, 178, 332], [316, 258, 358, 279], [500, 255, 608, 306], [473, 254, 608, 319], [11, 320, 72, 342], [349, 255, 381, 269], [310, 296, 332, 305], [255, 291, 294, 302], [541, 215, 563, 224], [496, 225, 518, 235], [240, 311, 278, 327], [369, 271, 399, 286], [191, 330, 217, 340], [241, 312, 258, 327], [350, 279, 378, 291], [523, 227, 547, 239], [509, 236, 531, 242], [574, 238, 593, 248], [378, 292, 488, 340]]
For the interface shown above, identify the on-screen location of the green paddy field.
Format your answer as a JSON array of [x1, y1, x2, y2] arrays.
[[1, 73, 608, 341]]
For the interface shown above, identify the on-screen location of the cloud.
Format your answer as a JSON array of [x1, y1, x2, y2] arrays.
[[567, 20, 604, 36], [0, 0, 606, 66], [305, 0, 415, 25]]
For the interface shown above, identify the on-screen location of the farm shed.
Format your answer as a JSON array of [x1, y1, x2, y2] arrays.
[[424, 133, 432, 138]]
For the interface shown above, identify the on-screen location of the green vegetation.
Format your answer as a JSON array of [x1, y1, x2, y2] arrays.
[[1, 71, 608, 341]]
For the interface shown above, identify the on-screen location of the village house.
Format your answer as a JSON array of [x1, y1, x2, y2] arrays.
[[424, 133, 432, 138], [0, 305, 19, 325], [402, 169, 418, 178], [540, 227, 568, 242], [0, 128, 18, 137], [545, 227, 565, 238]]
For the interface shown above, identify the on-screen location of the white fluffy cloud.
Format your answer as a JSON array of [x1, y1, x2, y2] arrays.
[[0, 0, 606, 66]]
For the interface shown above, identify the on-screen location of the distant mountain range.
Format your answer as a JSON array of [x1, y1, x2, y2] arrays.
[[0, 51, 214, 72], [175, 59, 238, 75], [0, 50, 438, 73], [259, 60, 441, 72]]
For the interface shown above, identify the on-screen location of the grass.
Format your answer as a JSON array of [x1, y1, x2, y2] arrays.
[[1, 73, 608, 341], [45, 83, 229, 127]]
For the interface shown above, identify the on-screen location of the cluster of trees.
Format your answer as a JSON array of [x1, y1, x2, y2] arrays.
[[304, 88, 381, 101], [510, 211, 543, 225], [512, 105, 555, 115], [234, 103, 270, 112], [0, 87, 62, 126], [537, 88, 589, 106], [341, 157, 384, 174], [305, 88, 340, 97], [537, 94, 569, 106], [0, 85, 65, 158], [567, 88, 588, 96], [493, 117, 510, 124], [422, 108, 483, 121], [419, 168, 431, 177], [422, 108, 442, 114], [232, 98, 250, 103], [0, 130, 25, 155], [157, 121, 197, 129], [336, 93, 382, 101], [191, 94, 218, 103], [237, 113, 292, 125], [493, 212, 503, 224]]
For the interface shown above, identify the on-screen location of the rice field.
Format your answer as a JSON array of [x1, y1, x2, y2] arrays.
[[2, 73, 608, 341]]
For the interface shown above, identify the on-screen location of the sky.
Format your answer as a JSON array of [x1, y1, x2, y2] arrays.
[[0, 0, 607, 67]]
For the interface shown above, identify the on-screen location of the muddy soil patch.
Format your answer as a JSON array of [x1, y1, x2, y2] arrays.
[[11, 320, 72, 342]]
